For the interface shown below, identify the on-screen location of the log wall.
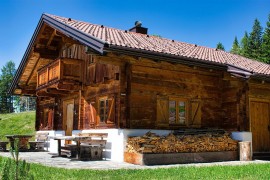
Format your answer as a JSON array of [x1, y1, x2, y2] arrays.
[[126, 57, 226, 129], [80, 54, 121, 129], [36, 45, 265, 131], [221, 74, 247, 131]]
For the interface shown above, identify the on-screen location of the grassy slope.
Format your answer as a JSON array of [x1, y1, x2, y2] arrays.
[[0, 111, 36, 140]]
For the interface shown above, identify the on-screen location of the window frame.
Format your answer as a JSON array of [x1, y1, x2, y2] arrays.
[[98, 97, 109, 124], [168, 97, 189, 126], [97, 96, 115, 125]]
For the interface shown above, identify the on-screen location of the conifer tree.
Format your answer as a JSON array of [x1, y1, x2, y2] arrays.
[[0, 61, 16, 113], [230, 36, 240, 54], [216, 42, 225, 50], [248, 18, 263, 60], [261, 14, 270, 63], [240, 31, 250, 58]]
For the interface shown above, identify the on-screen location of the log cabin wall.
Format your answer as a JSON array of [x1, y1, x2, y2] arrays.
[[221, 74, 247, 131], [35, 43, 252, 131], [248, 79, 270, 100], [80, 54, 121, 129], [124, 56, 226, 130], [36, 44, 92, 131]]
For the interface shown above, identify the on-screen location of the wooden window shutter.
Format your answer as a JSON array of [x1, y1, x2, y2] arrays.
[[106, 97, 115, 124], [95, 63, 105, 83], [47, 109, 54, 130], [84, 102, 96, 128], [189, 100, 201, 128], [87, 64, 95, 84], [156, 96, 169, 127]]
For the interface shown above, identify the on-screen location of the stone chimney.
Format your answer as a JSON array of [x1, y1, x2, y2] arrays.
[[129, 21, 148, 34]]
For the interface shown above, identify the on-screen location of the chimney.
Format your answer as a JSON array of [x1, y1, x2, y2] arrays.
[[129, 21, 148, 34]]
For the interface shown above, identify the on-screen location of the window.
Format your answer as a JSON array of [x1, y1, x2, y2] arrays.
[[99, 98, 108, 123], [98, 96, 115, 124], [157, 96, 201, 128], [169, 98, 187, 125]]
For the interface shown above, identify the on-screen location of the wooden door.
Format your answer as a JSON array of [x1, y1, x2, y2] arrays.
[[63, 99, 74, 136], [250, 99, 270, 152]]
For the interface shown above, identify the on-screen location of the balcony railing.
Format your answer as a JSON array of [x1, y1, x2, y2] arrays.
[[37, 58, 84, 90]]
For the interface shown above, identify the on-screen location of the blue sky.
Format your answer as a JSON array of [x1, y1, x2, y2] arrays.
[[0, 0, 269, 69]]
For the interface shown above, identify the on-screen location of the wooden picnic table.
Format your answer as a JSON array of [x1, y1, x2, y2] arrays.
[[5, 134, 33, 151], [51, 136, 92, 158]]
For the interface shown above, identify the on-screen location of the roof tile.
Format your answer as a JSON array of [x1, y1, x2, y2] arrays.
[[46, 14, 270, 75]]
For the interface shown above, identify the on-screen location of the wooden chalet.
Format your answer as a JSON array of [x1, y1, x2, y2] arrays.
[[9, 13, 270, 161]]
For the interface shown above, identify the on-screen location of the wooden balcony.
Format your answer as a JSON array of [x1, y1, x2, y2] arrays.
[[37, 58, 84, 93]]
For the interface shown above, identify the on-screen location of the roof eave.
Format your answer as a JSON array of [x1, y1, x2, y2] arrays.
[[42, 14, 105, 54], [226, 64, 253, 79], [8, 15, 45, 95], [9, 13, 107, 95], [252, 73, 270, 81], [105, 45, 227, 70]]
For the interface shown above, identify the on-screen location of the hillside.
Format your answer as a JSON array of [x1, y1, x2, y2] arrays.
[[0, 111, 36, 140]]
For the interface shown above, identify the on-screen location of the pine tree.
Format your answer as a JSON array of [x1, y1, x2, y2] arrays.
[[0, 61, 16, 113], [261, 14, 270, 63], [216, 42, 225, 50], [18, 96, 36, 112], [240, 31, 250, 58], [249, 18, 263, 60], [230, 36, 240, 54]]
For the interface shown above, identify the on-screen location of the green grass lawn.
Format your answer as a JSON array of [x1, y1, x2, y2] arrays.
[[1, 111, 270, 179], [0, 111, 36, 140], [0, 156, 270, 180]]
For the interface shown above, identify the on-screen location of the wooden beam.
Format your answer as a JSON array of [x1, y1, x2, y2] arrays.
[[25, 55, 40, 86], [36, 44, 57, 51], [33, 46, 59, 59], [125, 62, 132, 128], [46, 88, 70, 95], [47, 29, 56, 47], [21, 89, 36, 95], [36, 91, 58, 97], [61, 36, 80, 45], [35, 24, 47, 44], [57, 82, 81, 91]]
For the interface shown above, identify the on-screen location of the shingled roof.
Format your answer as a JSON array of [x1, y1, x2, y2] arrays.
[[45, 13, 270, 76]]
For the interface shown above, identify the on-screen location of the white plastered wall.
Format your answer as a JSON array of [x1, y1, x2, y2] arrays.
[[42, 129, 172, 162]]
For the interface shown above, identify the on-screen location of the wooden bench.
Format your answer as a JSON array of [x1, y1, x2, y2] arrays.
[[29, 132, 49, 151], [78, 133, 108, 147], [0, 141, 9, 151], [78, 133, 108, 161], [60, 144, 78, 157]]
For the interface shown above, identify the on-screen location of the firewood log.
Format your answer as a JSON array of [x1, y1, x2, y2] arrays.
[[126, 131, 238, 154]]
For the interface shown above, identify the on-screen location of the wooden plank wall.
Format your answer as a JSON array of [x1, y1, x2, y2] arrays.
[[36, 45, 264, 131], [127, 58, 225, 129], [86, 53, 251, 130], [81, 55, 121, 129], [221, 74, 247, 130]]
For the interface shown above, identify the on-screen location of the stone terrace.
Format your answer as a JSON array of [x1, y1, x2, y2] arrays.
[[0, 152, 270, 170]]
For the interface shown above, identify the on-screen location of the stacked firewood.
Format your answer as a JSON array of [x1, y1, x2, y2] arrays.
[[126, 131, 238, 154]]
